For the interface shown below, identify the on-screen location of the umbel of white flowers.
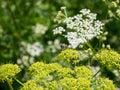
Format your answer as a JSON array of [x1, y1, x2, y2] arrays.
[[53, 9, 104, 48]]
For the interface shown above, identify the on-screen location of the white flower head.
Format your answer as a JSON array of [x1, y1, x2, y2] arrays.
[[53, 8, 104, 48]]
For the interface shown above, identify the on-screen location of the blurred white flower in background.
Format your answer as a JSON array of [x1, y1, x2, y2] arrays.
[[32, 23, 48, 36], [20, 42, 44, 57], [35, 0, 43, 6], [18, 41, 44, 69], [26, 42, 44, 57], [79, 50, 90, 60], [113, 70, 119, 77], [53, 9, 104, 48], [17, 55, 35, 69], [47, 39, 61, 53]]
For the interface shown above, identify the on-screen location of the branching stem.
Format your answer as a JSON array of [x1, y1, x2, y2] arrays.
[[7, 80, 14, 90], [14, 78, 23, 86]]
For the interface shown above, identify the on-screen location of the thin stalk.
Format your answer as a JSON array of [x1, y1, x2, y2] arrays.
[[88, 57, 92, 66], [64, 8, 67, 18], [92, 67, 103, 78], [86, 42, 96, 66], [7, 80, 14, 90], [14, 78, 23, 86], [86, 42, 96, 54]]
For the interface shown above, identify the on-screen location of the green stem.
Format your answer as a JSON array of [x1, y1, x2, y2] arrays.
[[64, 8, 67, 18], [86, 42, 96, 54], [92, 68, 102, 78], [7, 80, 14, 90], [88, 57, 92, 66], [14, 78, 23, 86], [86, 42, 96, 66]]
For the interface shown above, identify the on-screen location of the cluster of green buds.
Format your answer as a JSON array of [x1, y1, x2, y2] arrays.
[[92, 77, 116, 90], [74, 66, 93, 79], [54, 6, 67, 24], [24, 61, 116, 90], [0, 64, 21, 90], [94, 49, 120, 70], [0, 64, 21, 83], [57, 49, 80, 67], [103, 0, 120, 19], [0, 49, 117, 90], [20, 80, 43, 90], [59, 77, 90, 90]]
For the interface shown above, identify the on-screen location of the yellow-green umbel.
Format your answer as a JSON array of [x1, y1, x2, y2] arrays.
[[20, 80, 43, 90], [45, 81, 59, 90], [60, 77, 91, 90], [73, 66, 93, 79], [94, 49, 120, 70], [29, 62, 62, 80], [58, 49, 80, 64], [0, 64, 21, 82], [92, 77, 116, 90]]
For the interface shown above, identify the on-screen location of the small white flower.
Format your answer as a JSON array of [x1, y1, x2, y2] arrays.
[[53, 26, 65, 34], [87, 13, 97, 20], [80, 8, 90, 15]]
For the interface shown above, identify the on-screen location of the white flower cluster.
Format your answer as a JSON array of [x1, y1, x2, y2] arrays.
[[47, 39, 61, 53], [21, 42, 44, 57], [53, 9, 104, 48], [53, 26, 65, 34], [17, 55, 34, 68], [32, 23, 48, 35]]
